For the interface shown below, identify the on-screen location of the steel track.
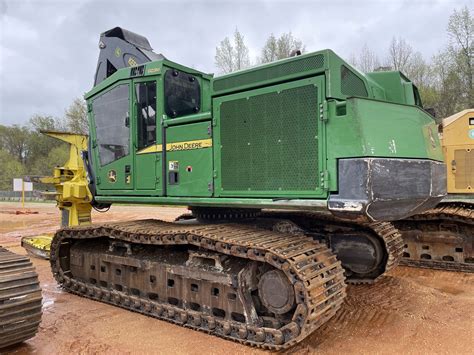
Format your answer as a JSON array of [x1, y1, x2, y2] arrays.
[[395, 203, 473, 272], [50, 219, 347, 350], [0, 247, 42, 349], [259, 211, 405, 284]]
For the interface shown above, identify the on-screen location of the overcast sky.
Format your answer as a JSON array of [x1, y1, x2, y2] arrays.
[[0, 0, 471, 126]]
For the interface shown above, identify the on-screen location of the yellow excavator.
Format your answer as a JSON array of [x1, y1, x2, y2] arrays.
[[395, 109, 473, 271], [23, 111, 473, 273]]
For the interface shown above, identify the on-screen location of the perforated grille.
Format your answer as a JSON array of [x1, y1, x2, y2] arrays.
[[213, 54, 325, 93], [454, 149, 473, 189], [341, 65, 368, 97], [220, 85, 319, 194]]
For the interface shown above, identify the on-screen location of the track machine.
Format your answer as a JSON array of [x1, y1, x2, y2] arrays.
[[0, 248, 42, 349], [49, 27, 446, 349], [396, 109, 473, 272]]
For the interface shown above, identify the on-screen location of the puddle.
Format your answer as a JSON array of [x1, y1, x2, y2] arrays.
[[42, 291, 60, 310], [42, 298, 55, 309], [42, 283, 65, 294]]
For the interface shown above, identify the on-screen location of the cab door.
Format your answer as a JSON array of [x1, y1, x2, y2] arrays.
[[91, 83, 133, 191], [132, 79, 161, 193]]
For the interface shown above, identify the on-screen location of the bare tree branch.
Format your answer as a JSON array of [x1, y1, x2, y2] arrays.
[[215, 29, 250, 74]]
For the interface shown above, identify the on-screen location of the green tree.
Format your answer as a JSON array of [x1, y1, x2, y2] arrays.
[[30, 145, 69, 177], [446, 6, 473, 108], [260, 32, 305, 64], [65, 98, 88, 134], [26, 115, 65, 168], [430, 52, 464, 118], [0, 149, 26, 190], [29, 114, 61, 132], [0, 125, 30, 164], [0, 96, 88, 191]]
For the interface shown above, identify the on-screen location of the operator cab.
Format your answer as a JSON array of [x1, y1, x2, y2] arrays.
[[86, 56, 213, 197]]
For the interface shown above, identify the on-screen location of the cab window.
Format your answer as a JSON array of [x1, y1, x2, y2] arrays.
[[93, 84, 130, 166], [135, 82, 157, 149]]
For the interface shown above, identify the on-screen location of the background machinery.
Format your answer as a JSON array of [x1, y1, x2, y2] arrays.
[[46, 27, 448, 349], [396, 109, 473, 271], [0, 248, 42, 349]]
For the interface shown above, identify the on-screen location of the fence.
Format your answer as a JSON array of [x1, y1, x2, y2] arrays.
[[0, 190, 53, 202]]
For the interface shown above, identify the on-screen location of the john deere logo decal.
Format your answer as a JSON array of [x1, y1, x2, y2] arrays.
[[128, 57, 137, 67], [114, 47, 121, 57], [108, 170, 117, 183]]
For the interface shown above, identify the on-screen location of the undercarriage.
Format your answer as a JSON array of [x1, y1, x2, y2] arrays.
[[50, 208, 408, 349], [258, 211, 404, 284], [50, 218, 352, 349], [394, 203, 473, 272]]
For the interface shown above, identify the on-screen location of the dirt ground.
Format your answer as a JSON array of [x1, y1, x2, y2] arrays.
[[1, 202, 473, 355]]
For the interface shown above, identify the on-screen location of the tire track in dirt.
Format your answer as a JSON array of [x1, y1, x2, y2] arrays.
[[295, 272, 451, 351]]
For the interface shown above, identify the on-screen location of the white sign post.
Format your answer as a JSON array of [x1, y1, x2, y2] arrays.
[[13, 178, 23, 192], [13, 178, 33, 208]]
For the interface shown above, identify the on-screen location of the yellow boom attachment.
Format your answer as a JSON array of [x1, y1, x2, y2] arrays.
[[39, 131, 92, 227], [22, 131, 92, 259]]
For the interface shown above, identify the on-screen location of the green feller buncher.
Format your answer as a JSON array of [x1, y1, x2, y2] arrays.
[[48, 27, 448, 349]]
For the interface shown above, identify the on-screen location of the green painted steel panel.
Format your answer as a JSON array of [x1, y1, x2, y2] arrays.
[[214, 76, 327, 198], [95, 156, 134, 190], [213, 53, 324, 95], [135, 153, 159, 190], [340, 65, 368, 97], [166, 121, 213, 197], [325, 98, 443, 191]]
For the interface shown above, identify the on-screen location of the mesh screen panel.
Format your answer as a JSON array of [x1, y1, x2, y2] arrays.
[[213, 55, 324, 93], [220, 85, 319, 193], [341, 65, 368, 97], [454, 149, 474, 189]]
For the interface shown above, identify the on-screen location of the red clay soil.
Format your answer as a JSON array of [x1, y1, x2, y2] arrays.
[[1, 202, 472, 355]]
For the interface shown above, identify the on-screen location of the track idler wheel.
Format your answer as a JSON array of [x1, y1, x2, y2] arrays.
[[258, 270, 295, 314], [330, 233, 385, 281]]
